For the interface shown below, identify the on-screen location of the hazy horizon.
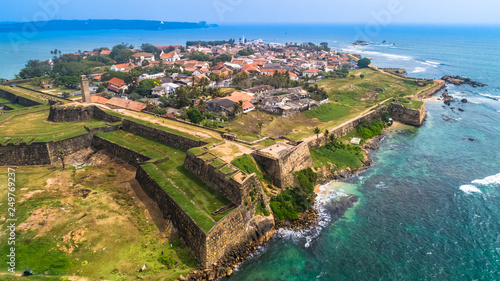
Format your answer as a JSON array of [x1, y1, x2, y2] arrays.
[[1, 0, 499, 25]]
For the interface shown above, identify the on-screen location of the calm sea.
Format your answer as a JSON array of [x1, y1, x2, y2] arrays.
[[1, 24, 500, 280]]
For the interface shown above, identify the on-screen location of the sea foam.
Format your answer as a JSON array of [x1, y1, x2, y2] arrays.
[[471, 173, 500, 186], [460, 185, 482, 194], [411, 67, 427, 73]]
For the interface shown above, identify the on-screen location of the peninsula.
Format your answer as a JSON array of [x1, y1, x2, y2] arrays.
[[0, 38, 444, 280]]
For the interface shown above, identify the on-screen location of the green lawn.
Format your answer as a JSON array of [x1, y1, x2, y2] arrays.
[[0, 96, 11, 103], [0, 110, 107, 143], [4, 103, 27, 110], [103, 130, 232, 222], [310, 146, 364, 170], [303, 103, 352, 122], [231, 154, 271, 185], [393, 97, 424, 109]]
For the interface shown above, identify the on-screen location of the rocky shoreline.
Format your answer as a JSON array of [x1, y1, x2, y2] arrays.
[[180, 132, 389, 281], [441, 75, 487, 87]]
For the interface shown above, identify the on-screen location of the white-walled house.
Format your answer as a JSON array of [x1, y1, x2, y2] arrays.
[[131, 52, 155, 66], [162, 82, 180, 94], [139, 73, 165, 80]]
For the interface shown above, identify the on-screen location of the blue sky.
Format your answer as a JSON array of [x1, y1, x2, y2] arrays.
[[1, 0, 499, 25]]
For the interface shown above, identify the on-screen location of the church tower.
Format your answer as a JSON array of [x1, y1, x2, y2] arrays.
[[80, 75, 91, 103]]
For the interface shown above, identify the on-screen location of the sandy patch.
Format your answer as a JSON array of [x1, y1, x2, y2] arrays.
[[18, 207, 57, 237]]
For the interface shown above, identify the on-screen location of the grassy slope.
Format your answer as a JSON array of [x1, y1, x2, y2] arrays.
[[309, 146, 364, 170], [141, 164, 215, 232], [303, 103, 352, 122], [0, 166, 197, 280], [103, 130, 230, 222], [0, 110, 107, 143]]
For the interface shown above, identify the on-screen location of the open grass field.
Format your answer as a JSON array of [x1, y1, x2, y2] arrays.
[[309, 146, 365, 170], [303, 103, 352, 122], [102, 130, 231, 222], [224, 110, 275, 142], [0, 159, 197, 280], [316, 68, 435, 109], [0, 110, 107, 143]]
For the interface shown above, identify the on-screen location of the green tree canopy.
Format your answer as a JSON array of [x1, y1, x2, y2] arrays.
[[357, 58, 371, 68], [187, 108, 203, 124]]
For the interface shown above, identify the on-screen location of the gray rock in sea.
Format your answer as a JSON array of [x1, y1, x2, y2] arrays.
[[461, 98, 468, 103]]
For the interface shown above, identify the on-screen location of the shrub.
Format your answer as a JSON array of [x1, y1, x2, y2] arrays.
[[270, 168, 317, 221]]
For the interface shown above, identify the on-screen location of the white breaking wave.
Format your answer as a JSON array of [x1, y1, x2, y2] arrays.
[[460, 172, 500, 194], [275, 183, 352, 248], [341, 47, 412, 61], [478, 93, 500, 101], [472, 173, 500, 186], [411, 67, 427, 73], [460, 185, 482, 194]]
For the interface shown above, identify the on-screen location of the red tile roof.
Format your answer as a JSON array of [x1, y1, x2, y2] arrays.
[[108, 77, 126, 87], [91, 95, 109, 105]]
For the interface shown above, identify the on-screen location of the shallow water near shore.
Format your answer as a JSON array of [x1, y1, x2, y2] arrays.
[[227, 26, 500, 279], [229, 99, 500, 280]]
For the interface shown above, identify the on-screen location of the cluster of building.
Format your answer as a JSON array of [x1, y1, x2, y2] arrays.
[[70, 40, 355, 117]]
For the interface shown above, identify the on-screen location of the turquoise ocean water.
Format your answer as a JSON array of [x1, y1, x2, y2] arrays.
[[1, 24, 500, 280]]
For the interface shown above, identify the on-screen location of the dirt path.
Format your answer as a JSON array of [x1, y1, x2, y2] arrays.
[[117, 109, 221, 140]]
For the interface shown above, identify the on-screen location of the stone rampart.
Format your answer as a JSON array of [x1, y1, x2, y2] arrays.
[[123, 120, 207, 151], [389, 102, 426, 126], [252, 142, 313, 188], [0, 88, 42, 107], [135, 166, 208, 263]]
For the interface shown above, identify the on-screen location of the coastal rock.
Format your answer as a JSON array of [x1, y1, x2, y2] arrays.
[[461, 98, 468, 103], [441, 75, 487, 87], [441, 91, 453, 105]]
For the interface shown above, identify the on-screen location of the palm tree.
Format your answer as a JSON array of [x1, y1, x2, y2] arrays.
[[233, 100, 244, 116], [324, 129, 329, 140], [329, 133, 336, 144], [313, 127, 320, 139]]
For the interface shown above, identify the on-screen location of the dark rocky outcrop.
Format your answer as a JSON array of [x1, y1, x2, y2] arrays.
[[441, 75, 487, 87], [442, 91, 454, 105]]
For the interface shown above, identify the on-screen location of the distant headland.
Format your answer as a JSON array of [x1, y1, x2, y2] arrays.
[[0, 19, 217, 33]]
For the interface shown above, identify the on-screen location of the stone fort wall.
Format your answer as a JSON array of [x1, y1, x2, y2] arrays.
[[183, 151, 254, 205], [3, 105, 274, 269], [252, 142, 313, 189], [0, 88, 43, 107], [389, 102, 426, 126]]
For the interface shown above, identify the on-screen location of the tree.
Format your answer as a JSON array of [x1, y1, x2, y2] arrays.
[[129, 93, 143, 101], [360, 74, 365, 79], [357, 58, 371, 68], [232, 100, 243, 116], [313, 127, 320, 139], [141, 43, 160, 55], [136, 79, 160, 96], [187, 108, 203, 124], [110, 44, 134, 63], [324, 129, 329, 140], [257, 122, 263, 134], [328, 133, 336, 144], [213, 54, 232, 64]]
